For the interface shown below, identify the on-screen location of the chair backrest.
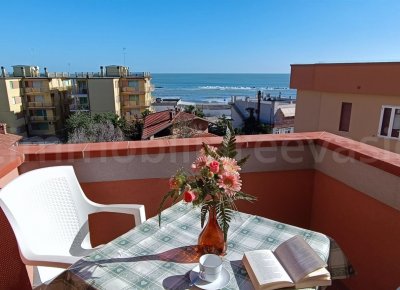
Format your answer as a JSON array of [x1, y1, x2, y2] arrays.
[[0, 166, 96, 261]]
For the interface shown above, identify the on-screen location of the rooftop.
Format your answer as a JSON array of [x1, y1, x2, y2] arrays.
[[142, 110, 209, 140]]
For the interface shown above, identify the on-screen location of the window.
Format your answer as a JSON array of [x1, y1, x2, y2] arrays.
[[378, 106, 400, 138], [128, 80, 139, 89], [9, 81, 19, 89], [339, 102, 352, 132], [129, 95, 139, 104]]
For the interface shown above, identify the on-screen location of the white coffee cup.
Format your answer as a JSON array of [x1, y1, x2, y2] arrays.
[[199, 254, 223, 282]]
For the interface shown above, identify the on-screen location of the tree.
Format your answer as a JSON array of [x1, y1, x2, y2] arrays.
[[141, 109, 151, 118], [172, 119, 196, 138], [66, 112, 139, 143], [184, 105, 205, 118], [65, 112, 92, 133], [208, 115, 229, 136]]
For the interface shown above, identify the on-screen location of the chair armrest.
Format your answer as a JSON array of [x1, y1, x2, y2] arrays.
[[21, 253, 80, 269], [94, 204, 146, 226]]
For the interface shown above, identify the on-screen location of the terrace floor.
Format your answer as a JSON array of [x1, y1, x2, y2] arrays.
[[0, 131, 399, 289]]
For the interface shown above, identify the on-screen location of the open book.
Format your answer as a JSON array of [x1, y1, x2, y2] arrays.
[[242, 235, 331, 290]]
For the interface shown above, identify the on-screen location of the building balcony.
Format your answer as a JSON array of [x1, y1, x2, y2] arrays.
[[123, 101, 142, 108], [0, 132, 399, 289], [24, 87, 49, 95], [120, 87, 149, 94], [26, 102, 56, 108], [29, 116, 59, 122], [69, 103, 90, 111]]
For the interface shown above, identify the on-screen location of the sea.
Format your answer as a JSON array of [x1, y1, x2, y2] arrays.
[[151, 73, 296, 104]]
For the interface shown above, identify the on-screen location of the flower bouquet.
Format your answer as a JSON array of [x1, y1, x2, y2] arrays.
[[158, 123, 256, 254]]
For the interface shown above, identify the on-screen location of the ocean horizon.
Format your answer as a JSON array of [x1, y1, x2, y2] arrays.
[[151, 73, 296, 103]]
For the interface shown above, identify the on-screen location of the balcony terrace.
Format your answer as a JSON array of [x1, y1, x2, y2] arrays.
[[24, 87, 49, 95], [26, 102, 56, 109], [0, 132, 399, 289]]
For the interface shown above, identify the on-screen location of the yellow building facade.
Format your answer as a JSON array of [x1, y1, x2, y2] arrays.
[[70, 66, 152, 121], [1, 65, 152, 138], [0, 66, 71, 137]]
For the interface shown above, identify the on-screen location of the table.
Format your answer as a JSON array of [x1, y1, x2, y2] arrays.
[[39, 202, 354, 289]]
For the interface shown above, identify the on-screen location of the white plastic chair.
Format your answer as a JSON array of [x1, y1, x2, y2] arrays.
[[0, 166, 146, 287]]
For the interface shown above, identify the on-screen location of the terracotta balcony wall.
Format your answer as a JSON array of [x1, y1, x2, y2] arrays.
[[0, 132, 400, 289]]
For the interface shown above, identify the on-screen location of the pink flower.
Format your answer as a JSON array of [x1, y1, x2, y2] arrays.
[[220, 157, 241, 174], [218, 172, 242, 197], [192, 155, 212, 172], [208, 160, 220, 174], [183, 190, 196, 202]]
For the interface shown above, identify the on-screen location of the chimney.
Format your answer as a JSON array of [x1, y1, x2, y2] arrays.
[[44, 67, 48, 77], [0, 123, 7, 134], [257, 90, 262, 124], [169, 110, 174, 121], [100, 66, 104, 77], [21, 67, 26, 77], [1, 66, 5, 77]]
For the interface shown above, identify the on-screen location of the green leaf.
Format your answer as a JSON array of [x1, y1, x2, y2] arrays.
[[202, 143, 220, 160], [216, 202, 233, 242], [234, 191, 257, 202], [217, 122, 237, 158], [237, 155, 250, 167]]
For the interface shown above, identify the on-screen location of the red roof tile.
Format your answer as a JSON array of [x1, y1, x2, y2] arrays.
[[142, 110, 208, 140], [0, 133, 22, 150]]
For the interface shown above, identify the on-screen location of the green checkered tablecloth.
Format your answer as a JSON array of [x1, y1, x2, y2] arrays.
[[42, 202, 354, 289]]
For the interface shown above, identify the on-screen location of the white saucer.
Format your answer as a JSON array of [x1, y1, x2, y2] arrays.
[[189, 265, 230, 289]]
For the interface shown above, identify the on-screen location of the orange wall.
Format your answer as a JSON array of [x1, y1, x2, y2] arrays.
[[81, 169, 315, 245], [291, 62, 400, 96], [310, 171, 400, 290]]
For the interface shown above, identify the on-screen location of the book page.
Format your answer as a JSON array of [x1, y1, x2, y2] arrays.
[[243, 250, 293, 286], [274, 235, 327, 283]]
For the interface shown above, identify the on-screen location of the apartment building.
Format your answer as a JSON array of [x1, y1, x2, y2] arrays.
[[70, 65, 152, 121], [0, 66, 71, 137], [291, 62, 400, 153]]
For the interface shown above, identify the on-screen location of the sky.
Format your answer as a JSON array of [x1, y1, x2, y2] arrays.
[[1, 0, 400, 73]]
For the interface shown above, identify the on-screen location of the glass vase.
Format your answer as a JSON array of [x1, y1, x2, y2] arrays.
[[198, 205, 227, 256]]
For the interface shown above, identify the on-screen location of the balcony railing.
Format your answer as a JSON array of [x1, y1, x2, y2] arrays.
[[29, 116, 58, 122], [120, 87, 150, 94], [1, 132, 400, 290], [123, 101, 141, 108], [27, 102, 55, 108], [24, 87, 48, 94]]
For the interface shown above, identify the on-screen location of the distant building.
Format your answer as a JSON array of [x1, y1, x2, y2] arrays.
[[152, 98, 182, 112], [1, 64, 153, 138], [290, 62, 400, 153], [142, 110, 210, 140], [70, 65, 152, 121], [273, 106, 295, 134], [0, 65, 70, 137], [230, 96, 295, 134]]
